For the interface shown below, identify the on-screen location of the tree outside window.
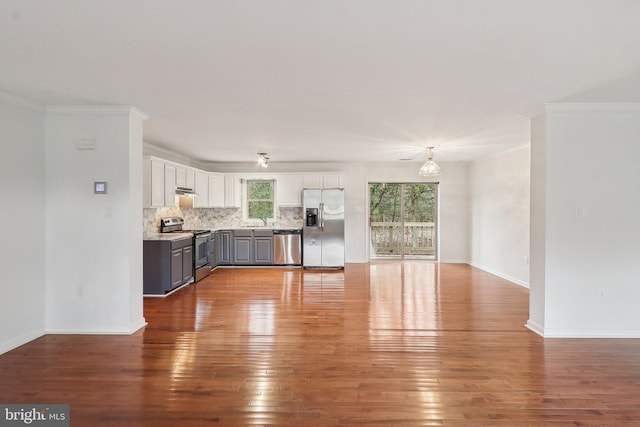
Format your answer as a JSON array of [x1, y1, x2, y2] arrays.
[[246, 180, 275, 220]]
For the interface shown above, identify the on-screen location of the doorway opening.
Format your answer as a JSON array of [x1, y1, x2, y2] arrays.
[[369, 183, 438, 260]]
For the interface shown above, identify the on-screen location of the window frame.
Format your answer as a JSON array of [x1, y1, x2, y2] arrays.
[[243, 179, 277, 223]]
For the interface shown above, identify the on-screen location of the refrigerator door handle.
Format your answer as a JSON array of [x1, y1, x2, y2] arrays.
[[319, 202, 325, 230]]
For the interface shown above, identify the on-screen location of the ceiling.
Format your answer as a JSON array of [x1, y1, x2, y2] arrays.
[[2, 1, 640, 164]]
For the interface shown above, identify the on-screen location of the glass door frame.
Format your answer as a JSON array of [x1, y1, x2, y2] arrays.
[[367, 182, 439, 261]]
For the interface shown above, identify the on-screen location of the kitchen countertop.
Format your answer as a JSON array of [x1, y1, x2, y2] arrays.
[[143, 232, 193, 242], [144, 227, 302, 240]]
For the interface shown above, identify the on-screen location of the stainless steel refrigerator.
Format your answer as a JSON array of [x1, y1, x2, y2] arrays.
[[302, 188, 345, 268]]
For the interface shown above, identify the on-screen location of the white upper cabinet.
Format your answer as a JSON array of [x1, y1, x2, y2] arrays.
[[193, 170, 209, 208], [303, 174, 323, 189], [304, 173, 343, 189], [144, 156, 342, 209], [323, 174, 342, 188], [224, 174, 241, 207], [143, 156, 179, 208], [176, 165, 186, 187], [277, 174, 303, 206], [208, 173, 225, 207], [186, 169, 195, 190], [164, 163, 177, 208], [149, 158, 165, 207]]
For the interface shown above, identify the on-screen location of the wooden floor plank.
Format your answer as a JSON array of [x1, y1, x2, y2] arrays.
[[2, 262, 640, 426]]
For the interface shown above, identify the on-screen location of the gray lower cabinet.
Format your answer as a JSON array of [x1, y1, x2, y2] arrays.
[[216, 229, 274, 266], [254, 236, 273, 264], [233, 235, 253, 264], [182, 245, 193, 283], [144, 236, 194, 295], [217, 230, 233, 265], [232, 229, 253, 264], [209, 233, 217, 268]]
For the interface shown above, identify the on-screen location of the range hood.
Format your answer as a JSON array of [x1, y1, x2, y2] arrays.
[[175, 186, 197, 196]]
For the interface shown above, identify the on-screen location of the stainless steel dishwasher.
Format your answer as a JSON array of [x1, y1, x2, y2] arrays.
[[273, 229, 302, 265]]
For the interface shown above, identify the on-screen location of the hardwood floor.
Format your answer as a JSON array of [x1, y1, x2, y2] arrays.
[[2, 262, 640, 426]]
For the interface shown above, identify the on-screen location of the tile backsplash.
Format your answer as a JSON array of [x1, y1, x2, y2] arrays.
[[143, 206, 303, 233]]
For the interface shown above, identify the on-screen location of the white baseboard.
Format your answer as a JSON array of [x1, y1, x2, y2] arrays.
[[525, 319, 544, 336], [469, 262, 529, 288], [537, 328, 640, 338], [47, 317, 147, 335], [128, 318, 148, 334], [526, 319, 640, 338], [0, 328, 46, 355]]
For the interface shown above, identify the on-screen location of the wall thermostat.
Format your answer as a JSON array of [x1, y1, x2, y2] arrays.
[[94, 181, 107, 194]]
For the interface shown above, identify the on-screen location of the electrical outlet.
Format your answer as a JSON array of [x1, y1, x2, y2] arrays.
[[524, 255, 529, 265], [599, 288, 605, 300]]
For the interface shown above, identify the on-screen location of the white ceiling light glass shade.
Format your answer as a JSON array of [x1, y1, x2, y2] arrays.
[[418, 147, 442, 177], [257, 152, 269, 168]]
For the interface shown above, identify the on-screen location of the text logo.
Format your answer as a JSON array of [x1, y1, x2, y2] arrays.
[[0, 405, 68, 427]]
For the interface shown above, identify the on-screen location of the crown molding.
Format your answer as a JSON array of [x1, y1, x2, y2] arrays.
[[46, 105, 149, 120], [0, 90, 45, 114], [527, 103, 640, 117], [143, 142, 208, 169]]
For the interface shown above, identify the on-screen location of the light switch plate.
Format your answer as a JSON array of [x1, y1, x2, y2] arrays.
[[94, 181, 107, 194]]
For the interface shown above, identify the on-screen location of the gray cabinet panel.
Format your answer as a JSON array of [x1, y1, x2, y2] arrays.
[[254, 237, 273, 264], [209, 234, 217, 267], [182, 245, 193, 283], [218, 231, 232, 265], [233, 237, 252, 264], [171, 248, 183, 288]]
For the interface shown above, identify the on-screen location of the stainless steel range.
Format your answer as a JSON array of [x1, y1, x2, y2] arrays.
[[161, 217, 212, 281]]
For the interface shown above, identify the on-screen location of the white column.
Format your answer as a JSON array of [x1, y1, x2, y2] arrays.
[[45, 106, 148, 334], [528, 104, 640, 337]]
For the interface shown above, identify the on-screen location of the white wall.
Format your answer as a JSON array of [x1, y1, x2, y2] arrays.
[[529, 104, 640, 337], [343, 161, 470, 263], [0, 93, 46, 354], [528, 114, 547, 333], [469, 146, 530, 287], [45, 106, 147, 334]]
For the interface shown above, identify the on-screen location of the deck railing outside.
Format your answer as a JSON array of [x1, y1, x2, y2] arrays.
[[370, 221, 436, 257]]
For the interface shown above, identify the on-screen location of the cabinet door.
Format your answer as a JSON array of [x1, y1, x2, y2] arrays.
[[304, 174, 323, 189], [254, 237, 273, 264], [233, 237, 252, 264], [150, 159, 165, 207], [224, 175, 241, 207], [277, 174, 303, 206], [164, 163, 177, 207], [176, 165, 186, 187], [323, 174, 342, 188], [208, 174, 225, 207], [186, 169, 195, 190], [218, 231, 232, 265], [171, 248, 183, 288], [209, 235, 217, 267], [194, 171, 209, 208], [182, 246, 193, 283]]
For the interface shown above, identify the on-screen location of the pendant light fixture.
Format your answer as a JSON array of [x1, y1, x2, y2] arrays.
[[418, 146, 442, 177], [257, 152, 269, 168]]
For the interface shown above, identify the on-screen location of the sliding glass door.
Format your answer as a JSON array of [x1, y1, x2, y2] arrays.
[[369, 183, 437, 260]]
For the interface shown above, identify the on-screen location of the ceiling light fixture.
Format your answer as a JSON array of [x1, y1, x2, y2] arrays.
[[257, 152, 269, 168], [418, 146, 442, 177]]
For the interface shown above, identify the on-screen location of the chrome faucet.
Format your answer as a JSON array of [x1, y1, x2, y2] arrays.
[[261, 218, 268, 226]]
